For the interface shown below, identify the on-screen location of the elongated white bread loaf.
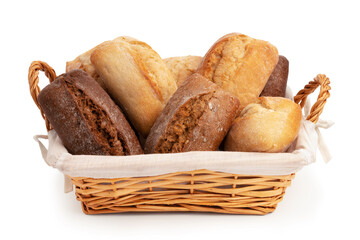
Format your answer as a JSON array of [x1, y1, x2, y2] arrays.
[[66, 36, 137, 90], [90, 37, 177, 137]]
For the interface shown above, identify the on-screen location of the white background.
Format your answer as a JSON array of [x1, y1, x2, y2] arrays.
[[1, 0, 359, 239]]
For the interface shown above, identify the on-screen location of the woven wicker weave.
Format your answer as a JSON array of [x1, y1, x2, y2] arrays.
[[28, 61, 330, 215]]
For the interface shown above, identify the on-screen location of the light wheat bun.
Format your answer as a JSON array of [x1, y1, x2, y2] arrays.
[[224, 97, 302, 153], [66, 36, 137, 90], [66, 45, 106, 89], [164, 56, 202, 86], [90, 37, 177, 137], [196, 33, 279, 111]]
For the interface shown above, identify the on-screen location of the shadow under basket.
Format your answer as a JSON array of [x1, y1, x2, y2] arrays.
[[28, 61, 331, 215]]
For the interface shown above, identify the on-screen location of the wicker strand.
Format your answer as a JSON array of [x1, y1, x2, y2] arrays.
[[149, 180, 152, 192], [190, 173, 195, 194], [28, 61, 57, 131], [231, 175, 238, 197], [294, 74, 331, 123]]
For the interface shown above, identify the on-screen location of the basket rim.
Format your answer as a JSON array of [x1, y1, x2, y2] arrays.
[[35, 118, 317, 179]]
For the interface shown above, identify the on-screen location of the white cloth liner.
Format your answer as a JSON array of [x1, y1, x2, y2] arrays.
[[33, 88, 333, 193]]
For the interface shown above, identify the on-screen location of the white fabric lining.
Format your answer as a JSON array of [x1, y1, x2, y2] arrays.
[[33, 87, 333, 192]]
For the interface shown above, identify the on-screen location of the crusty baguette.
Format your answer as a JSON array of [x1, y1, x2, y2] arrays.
[[38, 69, 143, 155], [224, 97, 302, 153], [90, 37, 177, 137], [164, 55, 202, 86], [260, 55, 289, 97], [144, 73, 239, 153], [196, 33, 279, 110]]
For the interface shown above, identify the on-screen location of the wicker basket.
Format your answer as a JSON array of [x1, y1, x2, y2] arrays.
[[28, 61, 331, 215]]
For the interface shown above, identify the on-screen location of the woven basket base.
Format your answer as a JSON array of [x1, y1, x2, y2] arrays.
[[71, 170, 295, 215]]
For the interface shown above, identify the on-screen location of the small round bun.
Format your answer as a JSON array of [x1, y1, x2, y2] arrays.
[[224, 97, 302, 153]]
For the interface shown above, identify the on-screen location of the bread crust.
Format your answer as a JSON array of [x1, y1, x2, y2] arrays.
[[90, 38, 177, 137], [164, 56, 202, 86], [260, 55, 289, 97], [66, 36, 138, 90], [224, 97, 302, 153], [38, 70, 143, 155], [196, 33, 279, 110], [66, 46, 106, 89], [144, 73, 239, 153]]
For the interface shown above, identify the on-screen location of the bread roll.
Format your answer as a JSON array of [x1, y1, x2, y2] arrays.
[[164, 55, 202, 86], [260, 55, 289, 97], [91, 37, 177, 137], [196, 33, 279, 110], [38, 70, 143, 155], [66, 36, 137, 90], [224, 97, 301, 153], [66, 46, 105, 89], [145, 73, 239, 153]]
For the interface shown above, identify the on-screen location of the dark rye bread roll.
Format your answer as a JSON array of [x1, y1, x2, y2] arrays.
[[260, 55, 289, 97], [38, 69, 143, 155], [144, 73, 240, 153]]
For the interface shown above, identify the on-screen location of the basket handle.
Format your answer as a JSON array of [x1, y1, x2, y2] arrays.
[[294, 74, 331, 124], [28, 61, 57, 131]]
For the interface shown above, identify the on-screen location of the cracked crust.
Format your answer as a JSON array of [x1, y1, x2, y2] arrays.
[[90, 37, 177, 137], [197, 33, 279, 111], [224, 97, 302, 153], [144, 73, 239, 153], [164, 56, 202, 86]]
